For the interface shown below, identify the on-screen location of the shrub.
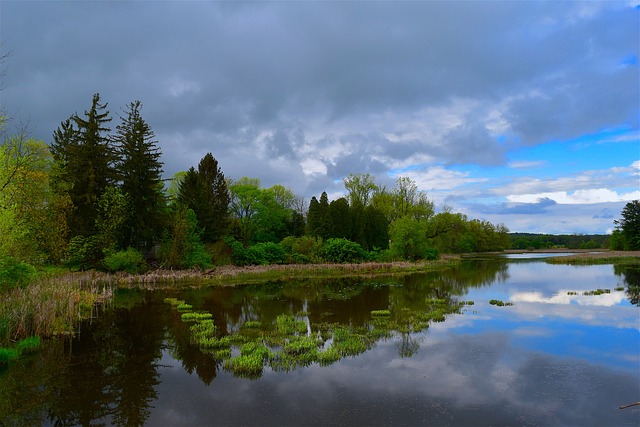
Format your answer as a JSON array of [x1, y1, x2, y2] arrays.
[[103, 248, 147, 274], [226, 238, 286, 266], [0, 256, 35, 292], [66, 235, 104, 270], [254, 242, 285, 265], [280, 236, 323, 263], [322, 238, 366, 263]]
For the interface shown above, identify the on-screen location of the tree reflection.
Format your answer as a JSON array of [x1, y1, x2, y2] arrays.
[[614, 264, 640, 306], [1, 259, 509, 423]]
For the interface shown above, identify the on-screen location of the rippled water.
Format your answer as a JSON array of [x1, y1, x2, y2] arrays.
[[1, 257, 638, 426]]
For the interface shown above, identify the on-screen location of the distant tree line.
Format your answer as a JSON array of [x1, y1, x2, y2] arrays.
[[509, 233, 610, 250]]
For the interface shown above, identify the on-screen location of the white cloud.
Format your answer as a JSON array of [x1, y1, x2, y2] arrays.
[[507, 188, 640, 204]]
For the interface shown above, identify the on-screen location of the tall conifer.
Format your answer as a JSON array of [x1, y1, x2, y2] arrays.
[[114, 101, 166, 250]]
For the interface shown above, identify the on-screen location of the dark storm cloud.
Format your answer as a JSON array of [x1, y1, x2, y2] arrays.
[[0, 1, 637, 201]]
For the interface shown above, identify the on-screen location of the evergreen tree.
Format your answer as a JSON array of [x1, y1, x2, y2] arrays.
[[51, 93, 116, 237], [363, 205, 389, 250], [307, 196, 321, 237], [114, 101, 166, 251], [318, 192, 331, 240], [615, 200, 640, 250], [329, 197, 351, 239], [196, 153, 230, 243], [176, 154, 230, 243]]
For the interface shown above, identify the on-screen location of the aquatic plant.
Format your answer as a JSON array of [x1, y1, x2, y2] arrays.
[[275, 314, 307, 335], [370, 309, 391, 317], [181, 312, 213, 322], [242, 320, 262, 329], [176, 303, 193, 312], [16, 336, 41, 354], [489, 299, 514, 307], [224, 353, 266, 378]]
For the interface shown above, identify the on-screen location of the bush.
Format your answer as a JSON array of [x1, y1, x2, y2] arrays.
[[66, 235, 104, 270], [103, 248, 147, 274], [322, 238, 366, 263], [280, 236, 323, 264], [0, 256, 35, 292], [226, 238, 286, 266], [254, 242, 285, 265]]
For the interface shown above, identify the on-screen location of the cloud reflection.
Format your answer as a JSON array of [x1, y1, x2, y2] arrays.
[[147, 332, 639, 427]]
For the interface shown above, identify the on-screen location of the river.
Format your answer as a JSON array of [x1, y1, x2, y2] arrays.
[[1, 255, 638, 426]]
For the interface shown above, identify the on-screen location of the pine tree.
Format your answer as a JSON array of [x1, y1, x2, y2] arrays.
[[196, 153, 230, 243], [51, 93, 116, 237], [114, 101, 166, 251], [176, 153, 230, 243], [329, 197, 351, 239]]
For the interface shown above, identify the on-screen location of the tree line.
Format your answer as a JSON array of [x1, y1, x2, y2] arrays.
[[3, 93, 633, 276]]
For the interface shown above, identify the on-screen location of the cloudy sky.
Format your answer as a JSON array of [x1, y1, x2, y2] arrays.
[[1, 1, 638, 234]]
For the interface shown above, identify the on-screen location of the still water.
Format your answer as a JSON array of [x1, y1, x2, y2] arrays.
[[1, 257, 639, 426]]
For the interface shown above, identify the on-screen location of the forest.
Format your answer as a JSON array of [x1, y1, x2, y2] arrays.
[[0, 93, 631, 284]]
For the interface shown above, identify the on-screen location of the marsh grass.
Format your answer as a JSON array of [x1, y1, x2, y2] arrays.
[[0, 273, 113, 343], [545, 252, 640, 265], [0, 336, 42, 365]]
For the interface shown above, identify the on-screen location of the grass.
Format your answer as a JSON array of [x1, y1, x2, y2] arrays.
[[0, 336, 42, 365], [545, 251, 640, 265], [0, 273, 113, 343]]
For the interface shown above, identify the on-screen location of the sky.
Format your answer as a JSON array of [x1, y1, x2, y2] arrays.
[[1, 1, 638, 235]]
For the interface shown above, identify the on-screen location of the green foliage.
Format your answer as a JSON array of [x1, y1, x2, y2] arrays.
[[615, 200, 640, 250], [161, 206, 212, 269], [177, 153, 230, 244], [103, 248, 147, 274], [0, 256, 35, 292], [322, 238, 366, 263], [389, 217, 436, 260], [66, 235, 103, 270], [114, 100, 167, 251], [51, 93, 117, 238], [510, 233, 608, 250], [226, 238, 286, 266], [280, 235, 323, 264], [15, 336, 41, 354], [0, 336, 41, 366]]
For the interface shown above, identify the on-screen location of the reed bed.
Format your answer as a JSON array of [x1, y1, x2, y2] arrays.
[[0, 273, 114, 343], [113, 257, 460, 289], [545, 251, 640, 265]]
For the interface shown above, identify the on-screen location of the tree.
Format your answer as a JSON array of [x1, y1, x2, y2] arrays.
[[176, 154, 230, 244], [363, 205, 389, 250], [228, 177, 262, 244], [195, 153, 229, 243], [161, 205, 211, 269], [0, 136, 71, 262], [329, 197, 351, 239], [114, 101, 166, 251], [343, 173, 377, 207], [615, 200, 640, 250], [389, 217, 436, 260], [372, 176, 434, 222], [51, 93, 116, 238]]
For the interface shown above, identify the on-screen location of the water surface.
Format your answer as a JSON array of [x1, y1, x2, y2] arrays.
[[1, 257, 638, 426]]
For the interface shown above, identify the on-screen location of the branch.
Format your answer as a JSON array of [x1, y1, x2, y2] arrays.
[[619, 402, 640, 410]]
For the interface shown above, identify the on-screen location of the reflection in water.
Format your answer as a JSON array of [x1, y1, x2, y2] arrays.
[[1, 258, 638, 426], [615, 264, 640, 306]]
